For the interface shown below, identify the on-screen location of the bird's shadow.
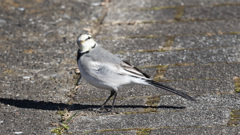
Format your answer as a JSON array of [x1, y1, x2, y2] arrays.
[[0, 98, 185, 111]]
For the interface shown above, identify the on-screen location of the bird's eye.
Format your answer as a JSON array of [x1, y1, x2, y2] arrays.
[[86, 36, 91, 40]]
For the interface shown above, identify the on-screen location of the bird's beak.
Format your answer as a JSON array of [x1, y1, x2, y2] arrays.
[[77, 40, 84, 46]]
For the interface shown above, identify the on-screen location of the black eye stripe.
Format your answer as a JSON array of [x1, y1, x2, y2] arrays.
[[86, 36, 91, 41]]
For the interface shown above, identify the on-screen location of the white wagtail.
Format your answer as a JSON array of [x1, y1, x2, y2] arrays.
[[76, 34, 195, 111]]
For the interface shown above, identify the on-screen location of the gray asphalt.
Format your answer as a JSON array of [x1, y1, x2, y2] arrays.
[[0, 0, 239, 134]]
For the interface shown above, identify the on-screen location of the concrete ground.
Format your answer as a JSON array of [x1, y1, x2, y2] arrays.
[[0, 0, 240, 134]]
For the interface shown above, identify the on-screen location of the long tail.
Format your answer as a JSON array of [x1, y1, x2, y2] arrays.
[[146, 80, 196, 101]]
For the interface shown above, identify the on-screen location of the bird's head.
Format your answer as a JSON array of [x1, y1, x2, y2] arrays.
[[76, 34, 97, 53]]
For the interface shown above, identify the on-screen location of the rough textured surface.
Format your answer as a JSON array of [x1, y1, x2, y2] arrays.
[[99, 19, 240, 37], [150, 126, 240, 135], [0, 0, 240, 134]]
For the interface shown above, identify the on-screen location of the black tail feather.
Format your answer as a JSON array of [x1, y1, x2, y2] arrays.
[[146, 80, 196, 101]]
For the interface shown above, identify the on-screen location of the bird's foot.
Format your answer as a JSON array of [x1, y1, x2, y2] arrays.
[[92, 107, 109, 113], [92, 107, 118, 114]]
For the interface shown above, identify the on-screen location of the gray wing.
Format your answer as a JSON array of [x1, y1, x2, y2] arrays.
[[85, 46, 123, 64], [81, 46, 150, 79]]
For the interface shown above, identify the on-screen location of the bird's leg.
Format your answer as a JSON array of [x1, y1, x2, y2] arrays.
[[76, 75, 82, 86], [100, 89, 116, 111], [110, 91, 117, 112]]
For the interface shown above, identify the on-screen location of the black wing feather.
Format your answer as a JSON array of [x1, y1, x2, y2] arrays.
[[122, 60, 150, 78]]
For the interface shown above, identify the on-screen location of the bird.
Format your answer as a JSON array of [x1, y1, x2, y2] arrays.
[[76, 34, 195, 112]]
